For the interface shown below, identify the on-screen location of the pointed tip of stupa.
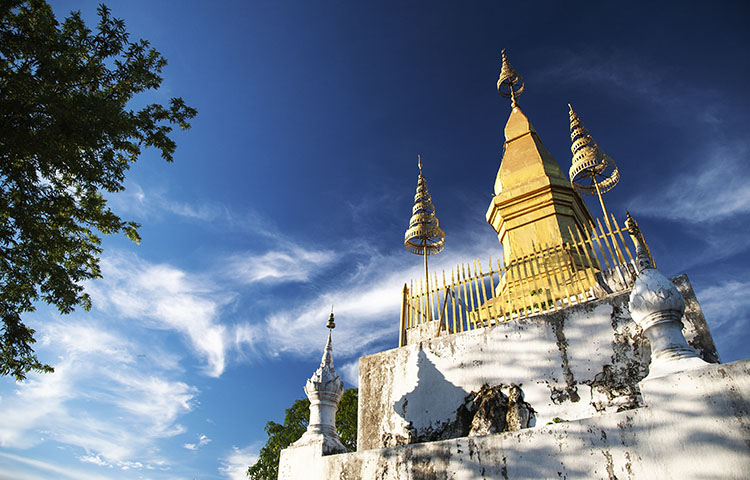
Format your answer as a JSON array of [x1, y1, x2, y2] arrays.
[[497, 49, 524, 108], [504, 106, 536, 141]]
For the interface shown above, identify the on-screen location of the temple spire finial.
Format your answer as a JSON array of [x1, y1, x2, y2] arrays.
[[404, 155, 445, 323], [322, 308, 336, 368], [625, 211, 655, 271], [326, 306, 335, 330], [497, 49, 525, 109], [568, 104, 620, 227], [290, 308, 347, 454], [418, 154, 422, 174]]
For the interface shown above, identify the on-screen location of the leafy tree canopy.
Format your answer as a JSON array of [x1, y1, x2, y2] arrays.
[[247, 388, 358, 480], [0, 0, 196, 380]]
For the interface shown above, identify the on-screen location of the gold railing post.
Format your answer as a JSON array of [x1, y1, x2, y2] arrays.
[[611, 214, 634, 264], [399, 283, 408, 347]]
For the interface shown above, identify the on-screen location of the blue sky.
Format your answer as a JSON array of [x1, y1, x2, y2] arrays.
[[1, 1, 749, 478]]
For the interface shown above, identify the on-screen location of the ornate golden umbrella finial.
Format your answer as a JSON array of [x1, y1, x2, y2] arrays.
[[404, 155, 445, 322], [404, 155, 445, 256], [497, 49, 525, 109], [568, 104, 620, 223], [326, 306, 335, 330]]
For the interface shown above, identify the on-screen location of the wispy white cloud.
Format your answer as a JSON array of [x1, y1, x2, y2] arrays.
[[261, 262, 411, 359], [629, 142, 750, 224], [226, 245, 336, 285], [219, 444, 260, 480], [0, 451, 106, 480], [118, 460, 145, 471], [691, 278, 750, 363], [78, 454, 110, 467], [88, 252, 232, 377], [537, 48, 717, 119], [184, 433, 212, 451], [110, 373, 195, 437], [161, 199, 226, 221], [695, 280, 750, 352], [0, 319, 196, 469], [110, 182, 281, 239], [233, 322, 263, 361], [339, 360, 360, 388], [108, 183, 225, 223], [252, 231, 501, 362]]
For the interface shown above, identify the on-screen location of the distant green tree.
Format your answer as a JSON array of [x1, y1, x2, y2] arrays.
[[0, 0, 196, 380], [247, 388, 358, 480], [335, 388, 358, 451]]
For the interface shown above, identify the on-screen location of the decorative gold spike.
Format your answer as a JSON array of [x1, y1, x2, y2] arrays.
[[625, 211, 655, 269], [568, 104, 620, 223], [405, 155, 445, 323], [399, 285, 407, 346], [497, 49, 525, 108], [326, 306, 336, 329]]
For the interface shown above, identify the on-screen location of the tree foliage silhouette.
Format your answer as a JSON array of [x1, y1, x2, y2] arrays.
[[0, 0, 196, 380]]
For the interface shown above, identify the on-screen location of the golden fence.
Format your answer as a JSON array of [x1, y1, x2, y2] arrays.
[[398, 213, 651, 347]]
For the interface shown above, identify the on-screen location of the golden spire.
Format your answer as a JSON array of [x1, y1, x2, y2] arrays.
[[326, 306, 335, 330], [405, 155, 445, 256], [405, 155, 445, 322], [568, 104, 620, 222], [497, 49, 525, 109]]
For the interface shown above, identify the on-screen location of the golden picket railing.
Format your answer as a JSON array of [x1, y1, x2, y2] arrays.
[[398, 213, 653, 347]]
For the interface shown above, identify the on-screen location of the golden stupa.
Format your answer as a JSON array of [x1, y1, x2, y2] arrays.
[[486, 50, 593, 267]]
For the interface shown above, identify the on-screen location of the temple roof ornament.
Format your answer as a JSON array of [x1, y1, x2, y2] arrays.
[[625, 212, 655, 269], [404, 155, 445, 322], [497, 49, 525, 109], [568, 104, 620, 222], [292, 310, 347, 454], [306, 310, 343, 396], [627, 215, 707, 380], [404, 155, 445, 257]]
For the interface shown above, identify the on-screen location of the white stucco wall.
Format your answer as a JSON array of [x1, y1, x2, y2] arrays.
[[357, 276, 717, 450], [280, 360, 750, 480]]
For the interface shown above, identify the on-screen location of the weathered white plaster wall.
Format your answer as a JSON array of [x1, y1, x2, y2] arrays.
[[357, 275, 717, 450], [282, 360, 750, 480]]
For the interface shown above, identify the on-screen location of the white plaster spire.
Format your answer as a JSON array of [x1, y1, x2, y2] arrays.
[[626, 213, 708, 380], [319, 329, 334, 372], [292, 309, 347, 454]]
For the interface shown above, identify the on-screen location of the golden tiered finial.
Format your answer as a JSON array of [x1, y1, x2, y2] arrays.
[[404, 155, 445, 322], [405, 155, 445, 256], [326, 306, 335, 330], [497, 49, 525, 109], [568, 104, 620, 225]]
